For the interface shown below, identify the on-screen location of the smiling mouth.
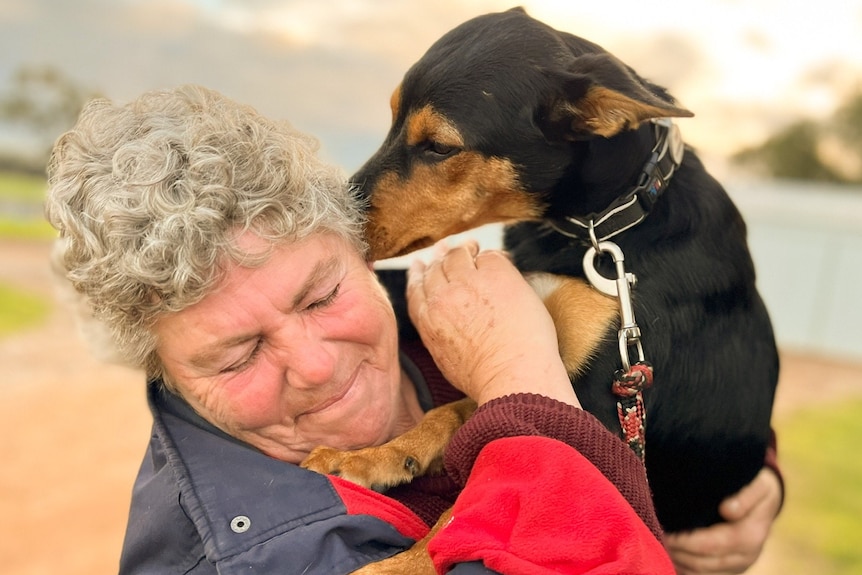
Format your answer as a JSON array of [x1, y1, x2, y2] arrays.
[[299, 369, 359, 417]]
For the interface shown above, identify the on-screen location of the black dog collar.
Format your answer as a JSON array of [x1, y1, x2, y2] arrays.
[[549, 118, 685, 244]]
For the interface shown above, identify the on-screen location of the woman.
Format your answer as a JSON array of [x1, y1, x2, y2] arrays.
[[45, 85, 778, 575]]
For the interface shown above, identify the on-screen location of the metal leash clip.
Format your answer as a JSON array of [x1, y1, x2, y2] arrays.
[[582, 239, 644, 372]]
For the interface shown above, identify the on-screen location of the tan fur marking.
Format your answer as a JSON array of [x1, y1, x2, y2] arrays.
[[301, 398, 476, 491], [366, 152, 545, 259], [566, 86, 693, 138], [405, 105, 464, 148], [389, 84, 401, 124], [529, 273, 618, 376], [389, 83, 402, 123], [351, 510, 452, 574]]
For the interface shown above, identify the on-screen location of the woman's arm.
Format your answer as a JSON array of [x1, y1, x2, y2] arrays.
[[432, 434, 675, 575], [406, 241, 674, 574]]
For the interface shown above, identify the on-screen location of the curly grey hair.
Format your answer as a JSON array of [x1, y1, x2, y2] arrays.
[[45, 84, 366, 381]]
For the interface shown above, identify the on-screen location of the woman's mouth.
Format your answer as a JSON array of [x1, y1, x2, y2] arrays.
[[299, 368, 359, 417]]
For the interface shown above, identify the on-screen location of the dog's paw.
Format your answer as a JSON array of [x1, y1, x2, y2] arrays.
[[300, 445, 423, 492]]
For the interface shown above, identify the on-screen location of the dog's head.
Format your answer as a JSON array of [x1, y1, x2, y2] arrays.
[[353, 7, 693, 260]]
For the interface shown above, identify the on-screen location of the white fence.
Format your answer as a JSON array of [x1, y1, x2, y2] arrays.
[[377, 179, 862, 363], [728, 180, 862, 362]]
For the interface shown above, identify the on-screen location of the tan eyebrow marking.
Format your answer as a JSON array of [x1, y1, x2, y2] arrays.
[[405, 105, 464, 148]]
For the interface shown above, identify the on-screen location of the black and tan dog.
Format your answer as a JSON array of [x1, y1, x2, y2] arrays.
[[303, 6, 778, 569]]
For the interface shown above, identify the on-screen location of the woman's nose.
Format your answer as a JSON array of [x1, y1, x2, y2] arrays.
[[274, 329, 337, 389]]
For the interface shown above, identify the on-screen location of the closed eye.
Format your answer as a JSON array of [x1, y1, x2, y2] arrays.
[[220, 339, 263, 374], [306, 283, 341, 311], [421, 140, 460, 160]]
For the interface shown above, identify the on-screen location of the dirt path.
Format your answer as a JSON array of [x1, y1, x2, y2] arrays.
[[1, 239, 860, 574], [1, 239, 150, 575]]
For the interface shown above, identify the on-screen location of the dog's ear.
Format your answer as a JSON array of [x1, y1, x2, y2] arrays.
[[543, 53, 693, 140]]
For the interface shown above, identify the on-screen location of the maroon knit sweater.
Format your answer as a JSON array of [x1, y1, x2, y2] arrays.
[[389, 339, 664, 542]]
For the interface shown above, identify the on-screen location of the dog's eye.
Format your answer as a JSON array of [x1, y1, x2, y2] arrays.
[[423, 141, 459, 159]]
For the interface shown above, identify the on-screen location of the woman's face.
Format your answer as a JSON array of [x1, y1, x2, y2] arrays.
[[153, 232, 421, 463]]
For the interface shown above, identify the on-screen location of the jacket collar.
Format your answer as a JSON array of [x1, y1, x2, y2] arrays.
[[148, 383, 347, 562]]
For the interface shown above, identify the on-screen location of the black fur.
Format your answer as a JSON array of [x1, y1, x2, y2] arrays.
[[355, 8, 778, 532]]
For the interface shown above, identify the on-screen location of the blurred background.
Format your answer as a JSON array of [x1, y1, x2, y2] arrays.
[[1, 1, 860, 573]]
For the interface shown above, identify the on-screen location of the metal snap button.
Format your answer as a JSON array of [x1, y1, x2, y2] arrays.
[[230, 515, 251, 533]]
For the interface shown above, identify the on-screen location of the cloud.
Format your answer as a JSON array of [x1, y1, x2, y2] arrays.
[[1, 0, 520, 170], [1, 0, 861, 172]]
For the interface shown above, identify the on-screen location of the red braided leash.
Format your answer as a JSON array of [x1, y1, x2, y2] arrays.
[[612, 362, 654, 461]]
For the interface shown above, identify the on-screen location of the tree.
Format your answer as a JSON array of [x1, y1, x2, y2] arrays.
[[833, 92, 862, 150], [732, 120, 844, 182], [731, 90, 862, 185], [0, 65, 102, 169]]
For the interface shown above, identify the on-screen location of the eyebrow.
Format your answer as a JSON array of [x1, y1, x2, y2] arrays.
[[290, 255, 341, 309], [188, 333, 259, 370], [186, 255, 343, 370]]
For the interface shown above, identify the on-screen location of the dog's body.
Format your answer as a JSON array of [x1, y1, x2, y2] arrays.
[[303, 7, 778, 571]]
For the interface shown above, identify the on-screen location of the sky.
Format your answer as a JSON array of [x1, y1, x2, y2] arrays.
[[2, 0, 861, 174]]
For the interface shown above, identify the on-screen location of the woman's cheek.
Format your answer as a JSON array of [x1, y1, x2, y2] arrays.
[[347, 287, 396, 342], [219, 368, 285, 428]]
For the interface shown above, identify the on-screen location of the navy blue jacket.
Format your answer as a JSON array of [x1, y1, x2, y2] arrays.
[[119, 379, 498, 574]]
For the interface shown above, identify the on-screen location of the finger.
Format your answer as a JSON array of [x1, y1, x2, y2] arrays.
[[406, 258, 428, 310], [665, 525, 759, 574], [406, 258, 426, 290], [670, 548, 753, 575], [473, 248, 513, 269], [666, 530, 740, 570], [719, 467, 780, 522], [431, 238, 450, 259], [421, 240, 460, 283], [665, 524, 734, 557], [439, 242, 481, 280], [461, 238, 480, 258]]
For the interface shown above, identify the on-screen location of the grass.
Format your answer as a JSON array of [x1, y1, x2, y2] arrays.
[[0, 170, 47, 202], [0, 170, 56, 240], [771, 400, 862, 574], [0, 173, 54, 333], [0, 283, 51, 337], [0, 218, 56, 239]]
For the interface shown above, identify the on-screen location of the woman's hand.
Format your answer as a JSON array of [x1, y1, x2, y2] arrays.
[[664, 467, 783, 574], [406, 240, 578, 408]]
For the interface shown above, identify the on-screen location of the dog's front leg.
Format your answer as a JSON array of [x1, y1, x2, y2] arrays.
[[526, 274, 618, 376], [301, 397, 477, 491], [350, 509, 452, 575]]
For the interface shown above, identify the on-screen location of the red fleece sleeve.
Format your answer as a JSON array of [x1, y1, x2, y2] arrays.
[[444, 393, 663, 540], [328, 475, 430, 541], [428, 436, 675, 575]]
